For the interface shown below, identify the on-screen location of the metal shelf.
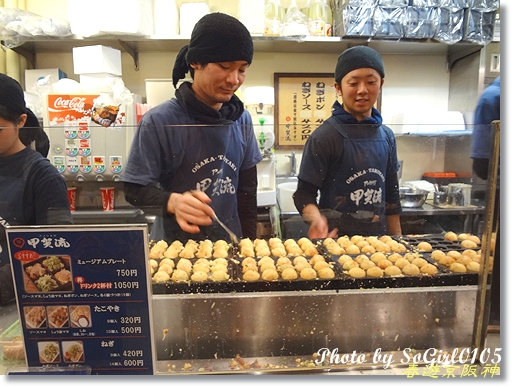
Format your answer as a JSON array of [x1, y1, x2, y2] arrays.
[[4, 34, 484, 70]]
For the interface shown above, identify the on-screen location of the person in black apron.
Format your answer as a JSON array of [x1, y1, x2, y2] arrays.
[[0, 73, 73, 305], [122, 13, 262, 243], [294, 46, 402, 238]]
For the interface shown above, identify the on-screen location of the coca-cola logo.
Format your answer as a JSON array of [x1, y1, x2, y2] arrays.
[[53, 96, 88, 110]]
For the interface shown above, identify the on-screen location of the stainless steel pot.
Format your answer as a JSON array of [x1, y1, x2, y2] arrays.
[[400, 187, 428, 208]]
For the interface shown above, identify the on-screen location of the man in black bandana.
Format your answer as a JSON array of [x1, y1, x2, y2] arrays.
[[293, 46, 402, 238], [122, 12, 262, 243]]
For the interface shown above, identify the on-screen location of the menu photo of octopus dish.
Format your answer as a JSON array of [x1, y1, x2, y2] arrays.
[[62, 340, 85, 363], [38, 341, 60, 363], [24, 306, 47, 329], [23, 255, 73, 293], [47, 305, 69, 329], [69, 305, 92, 328]]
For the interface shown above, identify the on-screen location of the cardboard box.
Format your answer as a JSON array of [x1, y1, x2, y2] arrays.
[[24, 68, 67, 91], [73, 45, 122, 76]]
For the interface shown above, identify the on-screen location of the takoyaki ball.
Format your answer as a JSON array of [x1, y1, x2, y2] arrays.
[[377, 259, 393, 270], [195, 258, 210, 266], [313, 261, 330, 271], [402, 264, 420, 276], [447, 250, 462, 260], [213, 248, 229, 258], [210, 264, 228, 273], [281, 267, 298, 280], [387, 253, 403, 263], [193, 263, 210, 273], [375, 242, 391, 253], [240, 246, 255, 258], [431, 250, 446, 261], [370, 252, 387, 264], [394, 257, 410, 269], [458, 233, 471, 241], [351, 235, 364, 245], [191, 271, 209, 282], [211, 270, 230, 282], [328, 245, 345, 255], [444, 231, 458, 241], [366, 266, 384, 278], [159, 258, 175, 268], [404, 252, 419, 262], [462, 249, 478, 258], [258, 256, 275, 267], [336, 237, 352, 248], [255, 246, 271, 257], [242, 263, 258, 273], [163, 246, 180, 258], [361, 245, 376, 254], [299, 267, 317, 280], [345, 244, 360, 255], [179, 248, 195, 259], [153, 271, 170, 283], [384, 265, 402, 276], [176, 259, 192, 274], [149, 259, 159, 271], [295, 261, 312, 273], [276, 257, 292, 266], [343, 260, 359, 271], [261, 268, 279, 281], [438, 255, 456, 267], [355, 254, 370, 264], [213, 258, 228, 267], [411, 257, 428, 268], [317, 267, 335, 279], [271, 247, 287, 257], [417, 241, 432, 251], [309, 255, 325, 266], [468, 235, 481, 245], [171, 269, 189, 282], [293, 256, 309, 266], [456, 255, 473, 266], [391, 242, 407, 253], [243, 269, 260, 282], [348, 267, 366, 278], [260, 262, 277, 273], [337, 255, 353, 265], [379, 235, 393, 243], [450, 262, 467, 273], [420, 263, 438, 275], [359, 260, 376, 271], [195, 248, 212, 259], [287, 245, 304, 257], [356, 240, 369, 249], [466, 261, 480, 273], [158, 263, 174, 275], [303, 246, 319, 257], [242, 257, 257, 267], [366, 236, 379, 245], [460, 239, 478, 249]]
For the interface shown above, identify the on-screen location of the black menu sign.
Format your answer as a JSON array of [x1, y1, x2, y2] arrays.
[[6, 225, 155, 375]]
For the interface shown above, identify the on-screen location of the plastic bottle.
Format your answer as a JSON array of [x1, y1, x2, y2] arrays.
[[324, 0, 333, 37], [308, 0, 327, 36], [264, 0, 284, 36], [301, 0, 311, 19]]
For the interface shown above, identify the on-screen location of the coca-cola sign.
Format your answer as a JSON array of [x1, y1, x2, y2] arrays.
[[47, 94, 96, 125]]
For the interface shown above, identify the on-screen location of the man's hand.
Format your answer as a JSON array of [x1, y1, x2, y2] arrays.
[[167, 190, 214, 233]]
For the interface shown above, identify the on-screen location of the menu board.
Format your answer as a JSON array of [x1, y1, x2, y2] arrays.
[[6, 225, 155, 375]]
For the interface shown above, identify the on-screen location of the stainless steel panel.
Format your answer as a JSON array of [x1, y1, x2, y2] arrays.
[[152, 286, 477, 362]]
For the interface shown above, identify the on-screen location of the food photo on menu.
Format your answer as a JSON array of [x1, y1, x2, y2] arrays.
[[38, 341, 61, 364], [22, 255, 73, 293], [23, 306, 47, 329], [69, 305, 92, 328], [62, 341, 85, 363], [47, 305, 70, 328]]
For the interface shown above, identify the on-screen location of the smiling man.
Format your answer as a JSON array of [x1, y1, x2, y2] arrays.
[[293, 45, 402, 238], [122, 13, 262, 243]]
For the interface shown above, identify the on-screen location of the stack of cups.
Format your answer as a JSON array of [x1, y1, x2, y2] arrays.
[[100, 187, 115, 211]]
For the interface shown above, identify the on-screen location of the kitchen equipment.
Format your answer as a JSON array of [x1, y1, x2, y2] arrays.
[[400, 187, 428, 208], [212, 212, 239, 245], [448, 183, 472, 206]]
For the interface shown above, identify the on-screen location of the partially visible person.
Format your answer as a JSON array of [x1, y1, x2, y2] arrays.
[[18, 108, 50, 157], [470, 76, 500, 327], [0, 73, 73, 305], [293, 46, 402, 238], [122, 13, 262, 243]]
